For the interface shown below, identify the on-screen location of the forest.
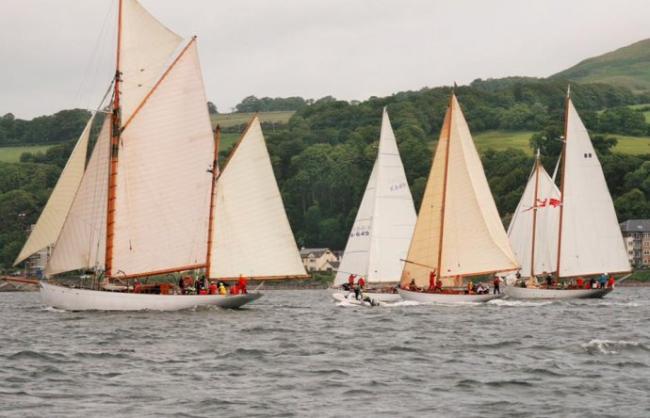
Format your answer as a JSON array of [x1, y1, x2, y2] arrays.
[[1, 77, 650, 268]]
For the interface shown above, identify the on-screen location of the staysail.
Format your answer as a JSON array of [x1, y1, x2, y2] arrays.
[[556, 97, 630, 277], [46, 118, 111, 276], [507, 156, 560, 277], [401, 94, 519, 288], [208, 117, 306, 279], [14, 114, 94, 265], [334, 108, 416, 285]]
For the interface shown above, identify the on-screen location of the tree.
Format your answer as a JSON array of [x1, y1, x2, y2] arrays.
[[207, 101, 218, 115]]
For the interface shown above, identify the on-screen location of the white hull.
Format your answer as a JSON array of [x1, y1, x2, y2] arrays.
[[329, 289, 401, 304], [40, 281, 262, 311], [397, 288, 503, 303], [504, 285, 613, 300]]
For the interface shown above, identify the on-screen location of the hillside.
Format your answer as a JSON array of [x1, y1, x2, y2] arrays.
[[552, 38, 650, 92]]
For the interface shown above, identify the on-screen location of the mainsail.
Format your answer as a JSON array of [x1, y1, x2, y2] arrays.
[[46, 0, 213, 279], [507, 156, 560, 277], [556, 96, 630, 277], [334, 108, 416, 285], [401, 94, 519, 288], [14, 114, 94, 265], [208, 117, 306, 279]]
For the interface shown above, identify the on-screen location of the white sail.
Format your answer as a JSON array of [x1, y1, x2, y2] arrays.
[[120, 0, 183, 123], [14, 115, 94, 265], [209, 117, 306, 279], [507, 160, 560, 277], [401, 94, 519, 288], [557, 99, 630, 276], [334, 109, 416, 285], [46, 118, 111, 276], [111, 41, 213, 277]]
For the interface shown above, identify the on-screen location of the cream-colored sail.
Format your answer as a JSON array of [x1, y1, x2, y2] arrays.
[[120, 0, 183, 123], [334, 109, 416, 286], [507, 159, 560, 277], [111, 41, 213, 277], [401, 94, 519, 288], [557, 98, 630, 277], [209, 117, 306, 279], [46, 118, 111, 276], [14, 115, 94, 265]]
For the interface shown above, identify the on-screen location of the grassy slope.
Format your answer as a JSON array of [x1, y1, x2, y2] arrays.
[[474, 130, 650, 156], [0, 145, 52, 163], [211, 111, 294, 128], [552, 38, 650, 92]]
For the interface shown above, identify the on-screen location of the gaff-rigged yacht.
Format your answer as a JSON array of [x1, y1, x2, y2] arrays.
[[505, 89, 630, 299], [331, 109, 416, 303], [27, 0, 306, 311], [398, 92, 519, 303]]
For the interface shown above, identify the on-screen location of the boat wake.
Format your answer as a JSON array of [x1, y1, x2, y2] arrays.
[[41, 306, 67, 313], [581, 339, 649, 355], [384, 300, 421, 307], [488, 299, 553, 307]]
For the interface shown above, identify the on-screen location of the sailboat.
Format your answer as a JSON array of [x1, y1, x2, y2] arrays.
[[398, 92, 519, 303], [331, 108, 417, 303], [505, 151, 560, 287], [505, 89, 630, 299], [31, 0, 305, 311]]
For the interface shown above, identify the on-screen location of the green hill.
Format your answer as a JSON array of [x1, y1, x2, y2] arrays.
[[552, 38, 650, 92]]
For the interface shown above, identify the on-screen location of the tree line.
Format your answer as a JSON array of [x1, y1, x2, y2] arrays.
[[1, 78, 650, 268]]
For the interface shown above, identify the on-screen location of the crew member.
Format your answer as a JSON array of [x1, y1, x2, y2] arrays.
[[493, 276, 501, 294], [428, 270, 436, 291], [348, 274, 356, 287], [358, 277, 366, 289], [238, 275, 248, 294], [607, 275, 615, 288]]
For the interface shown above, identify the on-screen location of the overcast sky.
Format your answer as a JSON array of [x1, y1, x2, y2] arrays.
[[2, 0, 650, 119]]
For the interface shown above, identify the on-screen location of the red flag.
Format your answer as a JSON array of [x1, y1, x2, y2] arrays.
[[549, 198, 561, 208]]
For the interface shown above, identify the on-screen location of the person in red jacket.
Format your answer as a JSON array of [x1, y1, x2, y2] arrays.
[[493, 276, 501, 294], [607, 275, 615, 288], [348, 274, 355, 287], [238, 275, 248, 294], [576, 277, 584, 288], [428, 270, 436, 291], [358, 277, 366, 289]]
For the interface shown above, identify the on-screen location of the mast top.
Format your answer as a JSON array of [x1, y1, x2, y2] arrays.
[[566, 84, 571, 98]]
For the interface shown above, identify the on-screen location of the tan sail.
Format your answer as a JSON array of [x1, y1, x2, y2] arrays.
[[14, 115, 94, 265], [120, 0, 183, 124], [46, 118, 111, 276], [112, 41, 214, 278], [401, 94, 519, 288], [208, 117, 306, 279]]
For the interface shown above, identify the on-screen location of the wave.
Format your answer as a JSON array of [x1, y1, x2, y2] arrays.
[[581, 339, 649, 355]]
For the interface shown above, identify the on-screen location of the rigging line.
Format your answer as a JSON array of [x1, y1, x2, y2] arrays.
[[74, 0, 117, 110]]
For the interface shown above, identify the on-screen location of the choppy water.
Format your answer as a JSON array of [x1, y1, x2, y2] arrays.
[[1, 288, 649, 417]]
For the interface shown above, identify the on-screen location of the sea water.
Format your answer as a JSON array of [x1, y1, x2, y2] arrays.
[[1, 288, 649, 417]]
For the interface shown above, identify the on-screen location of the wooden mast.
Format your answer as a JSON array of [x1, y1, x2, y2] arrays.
[[436, 90, 455, 283], [529, 151, 541, 279], [205, 125, 221, 279], [555, 86, 571, 280], [105, 0, 123, 279]]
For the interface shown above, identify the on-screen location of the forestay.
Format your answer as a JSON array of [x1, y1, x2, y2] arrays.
[[15, 114, 94, 265], [209, 118, 306, 279], [401, 94, 519, 288], [557, 99, 630, 277], [334, 109, 416, 285], [46, 118, 111, 276], [507, 160, 560, 277]]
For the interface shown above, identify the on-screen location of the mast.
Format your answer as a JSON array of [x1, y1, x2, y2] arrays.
[[555, 86, 570, 279], [105, 0, 123, 279], [529, 151, 541, 279], [205, 125, 221, 278], [436, 91, 454, 280]]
